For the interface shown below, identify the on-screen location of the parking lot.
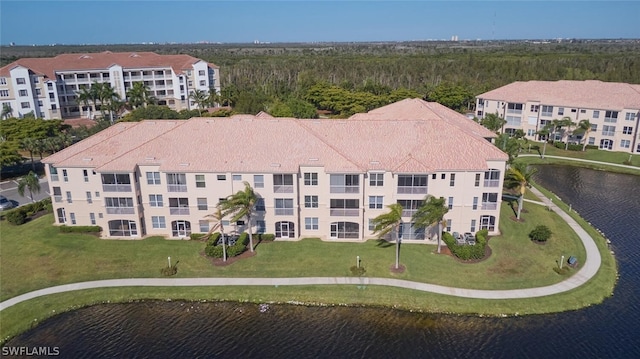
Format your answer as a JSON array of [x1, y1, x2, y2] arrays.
[[0, 178, 50, 210]]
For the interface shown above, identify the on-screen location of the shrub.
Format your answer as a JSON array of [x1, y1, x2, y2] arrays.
[[207, 232, 221, 246], [443, 231, 487, 260], [205, 232, 249, 258], [160, 261, 179, 276], [190, 233, 206, 241], [529, 225, 552, 242], [59, 225, 102, 233], [350, 265, 366, 276], [5, 208, 27, 225], [258, 233, 275, 241]]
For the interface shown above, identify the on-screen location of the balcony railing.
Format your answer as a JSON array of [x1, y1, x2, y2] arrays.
[[102, 184, 132, 192], [484, 180, 500, 188], [275, 208, 294, 216], [507, 108, 523, 115], [169, 207, 190, 215], [397, 186, 427, 194], [273, 185, 294, 193], [541, 111, 553, 117], [54, 195, 63, 203], [106, 207, 135, 215], [330, 208, 359, 216], [50, 174, 59, 181], [330, 186, 359, 194], [481, 203, 498, 210], [167, 184, 187, 192], [401, 209, 418, 217]]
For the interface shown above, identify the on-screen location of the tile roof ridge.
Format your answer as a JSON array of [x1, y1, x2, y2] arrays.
[[296, 119, 365, 172], [392, 153, 429, 173]]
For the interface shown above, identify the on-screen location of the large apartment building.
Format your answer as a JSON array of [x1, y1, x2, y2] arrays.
[[43, 99, 508, 242], [0, 51, 220, 120], [476, 80, 640, 153]]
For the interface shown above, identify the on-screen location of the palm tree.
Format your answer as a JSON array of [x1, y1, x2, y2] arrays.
[[1, 103, 14, 119], [412, 196, 449, 254], [480, 113, 507, 133], [536, 122, 554, 159], [17, 171, 41, 203], [189, 89, 209, 115], [576, 119, 592, 151], [371, 203, 404, 269], [76, 87, 96, 118], [504, 161, 538, 220], [219, 182, 258, 252], [562, 117, 577, 150], [207, 88, 220, 108], [19, 138, 38, 171], [205, 205, 228, 262], [126, 82, 155, 109]]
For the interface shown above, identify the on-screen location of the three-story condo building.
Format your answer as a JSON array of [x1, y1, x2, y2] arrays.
[[0, 51, 220, 119], [476, 80, 640, 153], [43, 99, 508, 242]]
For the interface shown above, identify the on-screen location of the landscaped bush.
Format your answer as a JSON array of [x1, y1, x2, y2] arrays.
[[1, 197, 52, 223], [160, 261, 179, 276], [443, 231, 488, 260], [207, 232, 221, 246], [190, 233, 206, 241], [5, 208, 27, 225], [205, 232, 249, 258], [553, 142, 584, 151], [257, 233, 275, 241], [59, 225, 102, 233], [529, 225, 552, 242]]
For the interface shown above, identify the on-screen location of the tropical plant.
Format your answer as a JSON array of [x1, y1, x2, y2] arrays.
[[19, 137, 38, 171], [536, 122, 554, 159], [504, 161, 538, 220], [219, 182, 258, 253], [575, 119, 592, 151], [17, 171, 41, 203], [529, 225, 552, 242], [76, 86, 96, 118], [562, 117, 577, 150], [481, 113, 507, 133], [205, 205, 228, 262], [207, 88, 220, 108], [126, 82, 156, 109], [189, 89, 209, 115], [371, 203, 404, 269], [412, 196, 449, 254]]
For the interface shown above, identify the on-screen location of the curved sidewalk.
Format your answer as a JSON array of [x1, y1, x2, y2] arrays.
[[0, 187, 602, 312]]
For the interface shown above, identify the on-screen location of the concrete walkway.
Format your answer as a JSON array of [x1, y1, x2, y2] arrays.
[[0, 185, 602, 311]]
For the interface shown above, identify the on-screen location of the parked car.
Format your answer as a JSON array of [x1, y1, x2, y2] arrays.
[[464, 232, 476, 245], [453, 231, 466, 245], [0, 195, 15, 211]]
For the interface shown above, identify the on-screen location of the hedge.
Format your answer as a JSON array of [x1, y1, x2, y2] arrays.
[[205, 232, 249, 258], [1, 197, 52, 224], [59, 225, 102, 233], [552, 142, 594, 151], [443, 229, 489, 260]]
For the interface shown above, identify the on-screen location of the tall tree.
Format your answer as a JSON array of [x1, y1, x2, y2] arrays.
[[126, 82, 155, 109], [575, 119, 592, 151], [412, 196, 449, 254], [19, 138, 38, 171], [536, 122, 554, 159], [205, 205, 228, 262], [17, 171, 41, 203], [504, 161, 537, 220], [219, 182, 258, 253], [371, 203, 404, 270], [76, 86, 96, 118], [189, 89, 209, 115], [0, 141, 23, 169], [562, 117, 577, 150], [481, 113, 507, 133]]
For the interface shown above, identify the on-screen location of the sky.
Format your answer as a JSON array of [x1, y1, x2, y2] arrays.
[[1, 1, 639, 45]]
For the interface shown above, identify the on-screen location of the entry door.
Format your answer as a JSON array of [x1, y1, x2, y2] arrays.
[[176, 221, 187, 238], [280, 222, 291, 238], [600, 139, 613, 150]]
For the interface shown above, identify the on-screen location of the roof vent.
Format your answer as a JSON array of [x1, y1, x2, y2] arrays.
[[130, 53, 141, 58], [179, 162, 190, 167], [145, 156, 156, 161], [82, 157, 93, 162], [270, 163, 281, 167], [337, 121, 347, 124], [369, 161, 380, 165], [79, 55, 92, 59], [308, 158, 319, 162]]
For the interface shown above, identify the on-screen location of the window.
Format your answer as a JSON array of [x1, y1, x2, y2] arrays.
[[193, 174, 206, 188], [480, 215, 496, 231], [472, 197, 478, 210], [16, 78, 26, 84], [217, 174, 226, 180], [199, 220, 209, 233], [0, 90, 8, 97], [51, 187, 62, 202], [369, 173, 384, 186], [397, 199, 423, 217], [197, 197, 208, 210], [623, 126, 633, 135], [305, 217, 319, 230], [625, 113, 636, 121], [446, 219, 452, 232], [448, 197, 454, 210], [198, 70, 206, 76], [593, 110, 600, 119], [449, 173, 456, 187], [558, 107, 564, 116], [273, 174, 294, 193], [330, 174, 359, 193], [604, 111, 618, 123], [254, 175, 264, 188], [304, 195, 319, 208], [304, 172, 318, 186], [397, 175, 427, 194], [232, 174, 242, 181], [369, 219, 375, 231], [441, 173, 446, 180], [86, 191, 92, 204], [57, 208, 66, 224], [432, 174, 436, 180], [37, 100, 43, 107], [105, 197, 135, 214], [199, 80, 206, 86], [507, 103, 523, 114], [275, 221, 295, 238], [256, 220, 266, 234], [621, 140, 631, 149], [398, 222, 425, 240], [481, 193, 499, 210], [474, 173, 481, 187], [275, 198, 294, 215], [600, 139, 613, 150], [149, 194, 163, 207], [484, 169, 500, 187], [527, 129, 536, 136], [167, 173, 187, 192], [108, 220, 138, 237], [70, 213, 77, 225], [369, 196, 383, 209], [330, 199, 359, 216], [506, 116, 521, 126], [21, 102, 30, 109], [66, 191, 72, 203], [152, 216, 165, 229], [588, 137, 595, 145], [591, 124, 598, 131], [0, 77, 5, 85], [168, 198, 190, 215], [530, 105, 539, 112], [19, 89, 28, 96], [602, 125, 616, 137], [330, 222, 359, 239], [101, 173, 131, 192], [188, 81, 193, 87], [90, 213, 96, 225], [470, 219, 476, 233], [571, 108, 577, 113], [83, 169, 89, 182], [541, 105, 553, 117]]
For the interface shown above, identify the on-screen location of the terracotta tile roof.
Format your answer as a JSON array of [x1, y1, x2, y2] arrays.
[[44, 100, 508, 174], [0, 51, 218, 80], [477, 80, 640, 110]]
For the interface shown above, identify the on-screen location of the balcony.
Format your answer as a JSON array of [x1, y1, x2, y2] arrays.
[[484, 180, 500, 188], [481, 203, 498, 210], [102, 184, 132, 192], [54, 195, 63, 203], [329, 186, 359, 194], [167, 184, 187, 192], [50, 174, 59, 181], [401, 209, 417, 217], [397, 186, 427, 194], [273, 185, 294, 193], [275, 208, 294, 216], [330, 208, 359, 216], [169, 207, 190, 215], [106, 207, 135, 215]]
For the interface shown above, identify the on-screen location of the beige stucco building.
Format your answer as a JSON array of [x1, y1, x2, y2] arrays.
[[43, 99, 508, 242], [0, 51, 220, 119], [476, 80, 640, 153]]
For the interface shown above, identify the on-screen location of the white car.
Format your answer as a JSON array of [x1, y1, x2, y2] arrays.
[[0, 195, 15, 211]]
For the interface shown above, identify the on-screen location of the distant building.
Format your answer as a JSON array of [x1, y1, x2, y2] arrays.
[[43, 99, 508, 241], [476, 80, 640, 153], [0, 51, 220, 119]]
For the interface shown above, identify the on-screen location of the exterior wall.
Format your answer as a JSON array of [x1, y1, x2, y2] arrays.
[[477, 98, 640, 154]]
